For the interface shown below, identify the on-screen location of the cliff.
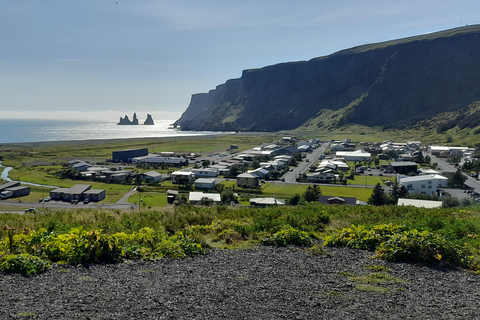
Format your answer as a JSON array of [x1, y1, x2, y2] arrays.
[[174, 25, 480, 132]]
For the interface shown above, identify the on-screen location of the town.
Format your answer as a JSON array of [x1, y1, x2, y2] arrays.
[[1, 136, 478, 212]]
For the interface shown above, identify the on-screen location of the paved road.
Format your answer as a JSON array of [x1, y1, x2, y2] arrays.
[[428, 153, 477, 200]]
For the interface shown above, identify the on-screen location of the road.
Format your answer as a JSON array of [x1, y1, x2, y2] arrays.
[[428, 154, 478, 200]]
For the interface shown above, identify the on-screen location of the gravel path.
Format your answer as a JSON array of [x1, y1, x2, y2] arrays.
[[1, 246, 479, 319]]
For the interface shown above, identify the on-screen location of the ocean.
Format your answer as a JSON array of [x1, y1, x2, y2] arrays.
[[0, 119, 222, 144]]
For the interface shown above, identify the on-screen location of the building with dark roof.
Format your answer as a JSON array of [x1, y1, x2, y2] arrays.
[[112, 148, 148, 163]]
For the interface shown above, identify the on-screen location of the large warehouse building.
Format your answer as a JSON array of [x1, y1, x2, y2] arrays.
[[112, 148, 148, 163]]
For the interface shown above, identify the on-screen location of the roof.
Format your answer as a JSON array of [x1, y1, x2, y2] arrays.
[[237, 173, 257, 179], [172, 171, 194, 176], [167, 189, 179, 195], [390, 161, 418, 167], [189, 192, 221, 202], [250, 197, 286, 205], [142, 171, 162, 177], [84, 189, 105, 195], [336, 151, 371, 157], [397, 198, 443, 208], [66, 184, 91, 194], [399, 174, 448, 183], [195, 178, 217, 184]]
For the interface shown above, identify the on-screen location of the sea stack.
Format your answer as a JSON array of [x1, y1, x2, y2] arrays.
[[144, 114, 155, 125], [117, 113, 139, 125]]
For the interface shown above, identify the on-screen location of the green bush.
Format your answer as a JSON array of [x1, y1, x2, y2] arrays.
[[325, 224, 473, 268], [324, 224, 406, 251], [1, 254, 50, 275], [261, 228, 312, 247], [374, 229, 472, 267]]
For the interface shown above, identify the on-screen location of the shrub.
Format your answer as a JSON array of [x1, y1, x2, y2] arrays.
[[324, 224, 406, 251], [374, 230, 472, 267], [1, 254, 50, 275], [261, 228, 312, 247]]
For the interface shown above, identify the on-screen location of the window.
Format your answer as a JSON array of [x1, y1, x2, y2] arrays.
[[421, 184, 426, 188]]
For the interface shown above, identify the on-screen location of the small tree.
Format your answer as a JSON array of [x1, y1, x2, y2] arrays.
[[201, 160, 211, 168], [368, 183, 387, 206], [449, 169, 467, 188], [303, 184, 321, 202]]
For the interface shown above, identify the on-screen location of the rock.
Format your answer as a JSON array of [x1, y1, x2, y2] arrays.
[[117, 113, 139, 125], [144, 114, 154, 125]]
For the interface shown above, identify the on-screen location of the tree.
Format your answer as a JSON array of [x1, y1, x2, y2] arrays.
[[374, 158, 380, 167], [227, 165, 239, 177], [221, 189, 237, 204], [449, 169, 467, 188], [289, 194, 301, 206], [201, 160, 211, 168], [368, 183, 387, 206], [303, 184, 321, 202], [252, 160, 261, 169]]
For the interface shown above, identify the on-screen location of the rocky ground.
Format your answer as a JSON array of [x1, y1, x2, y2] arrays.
[[1, 246, 479, 320]]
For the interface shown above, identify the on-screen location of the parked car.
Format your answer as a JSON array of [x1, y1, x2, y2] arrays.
[[44, 196, 51, 202], [25, 208, 37, 213], [83, 199, 90, 204]]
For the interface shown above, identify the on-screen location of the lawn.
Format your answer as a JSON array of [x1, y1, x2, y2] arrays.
[[261, 183, 373, 202]]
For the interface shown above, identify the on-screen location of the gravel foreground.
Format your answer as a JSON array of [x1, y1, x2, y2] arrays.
[[1, 246, 479, 320]]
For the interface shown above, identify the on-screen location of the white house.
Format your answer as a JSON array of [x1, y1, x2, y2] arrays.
[[140, 171, 162, 183], [398, 174, 448, 196], [194, 178, 217, 190], [306, 171, 335, 182], [191, 168, 218, 178], [250, 197, 286, 207], [189, 192, 221, 205], [171, 171, 195, 184]]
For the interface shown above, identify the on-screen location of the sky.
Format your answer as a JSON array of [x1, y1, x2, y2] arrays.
[[1, 0, 479, 122]]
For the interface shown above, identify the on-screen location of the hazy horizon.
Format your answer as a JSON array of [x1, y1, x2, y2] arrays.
[[1, 1, 479, 120]]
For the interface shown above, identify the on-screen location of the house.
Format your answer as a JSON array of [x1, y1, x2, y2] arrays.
[[171, 171, 195, 184], [194, 178, 217, 190], [428, 146, 450, 157], [318, 195, 357, 205], [397, 198, 442, 208], [330, 144, 345, 151], [236, 173, 260, 187], [50, 184, 105, 202], [72, 162, 93, 172], [407, 141, 421, 150], [0, 181, 20, 192], [61, 184, 92, 202], [140, 171, 162, 183], [398, 174, 448, 196], [250, 197, 286, 207], [189, 192, 221, 205], [306, 171, 335, 182], [83, 189, 106, 202], [249, 168, 270, 179], [191, 168, 218, 178], [390, 161, 418, 174], [0, 186, 30, 199]]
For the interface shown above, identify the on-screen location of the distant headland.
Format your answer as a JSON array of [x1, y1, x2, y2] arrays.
[[117, 113, 155, 125]]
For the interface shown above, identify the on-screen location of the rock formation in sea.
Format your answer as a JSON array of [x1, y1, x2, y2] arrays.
[[144, 114, 155, 125], [117, 113, 139, 125]]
